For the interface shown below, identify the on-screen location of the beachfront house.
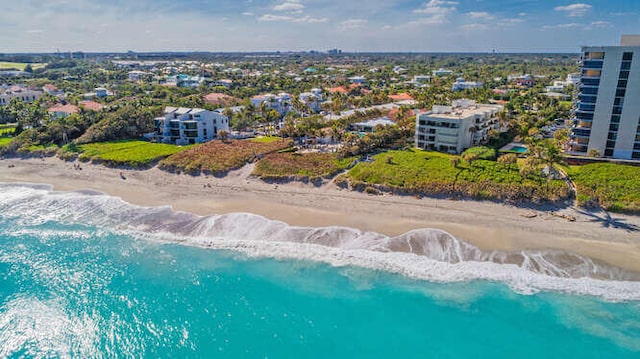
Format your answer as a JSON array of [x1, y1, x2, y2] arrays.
[[415, 99, 503, 154], [154, 107, 229, 145]]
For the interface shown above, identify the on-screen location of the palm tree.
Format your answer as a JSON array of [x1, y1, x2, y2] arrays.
[[468, 125, 478, 146]]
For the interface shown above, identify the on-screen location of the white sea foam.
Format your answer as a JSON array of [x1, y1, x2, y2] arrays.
[[1, 183, 640, 302]]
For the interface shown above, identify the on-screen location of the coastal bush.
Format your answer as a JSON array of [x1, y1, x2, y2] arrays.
[[70, 140, 191, 167], [461, 146, 497, 160], [568, 163, 640, 213], [346, 149, 569, 202], [253, 152, 354, 181], [160, 138, 292, 175]]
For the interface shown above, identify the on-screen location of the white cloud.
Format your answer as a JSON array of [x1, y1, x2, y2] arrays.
[[554, 3, 592, 17], [25, 29, 44, 33], [339, 19, 368, 30], [293, 16, 328, 23], [467, 11, 494, 20], [542, 23, 581, 29], [500, 18, 524, 26], [414, 0, 458, 15], [590, 20, 612, 28], [409, 15, 448, 26], [258, 14, 292, 22], [460, 23, 488, 30], [273, 1, 304, 12], [258, 14, 327, 23], [411, 0, 457, 25], [242, 12, 253, 16]]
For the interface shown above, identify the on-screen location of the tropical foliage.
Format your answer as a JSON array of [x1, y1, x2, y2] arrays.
[[66, 140, 192, 167], [253, 152, 353, 181], [345, 149, 570, 202], [568, 163, 640, 213], [159, 138, 292, 175]]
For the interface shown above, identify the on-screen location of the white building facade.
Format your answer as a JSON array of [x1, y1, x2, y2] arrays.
[[451, 78, 483, 91], [0, 86, 42, 106], [415, 100, 503, 154], [299, 88, 324, 113], [251, 93, 293, 116], [154, 107, 229, 145], [569, 36, 640, 159]]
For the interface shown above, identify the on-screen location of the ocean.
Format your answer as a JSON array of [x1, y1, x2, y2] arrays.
[[1, 183, 639, 358]]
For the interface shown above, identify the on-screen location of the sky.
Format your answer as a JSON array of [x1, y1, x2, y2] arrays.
[[1, 0, 639, 53]]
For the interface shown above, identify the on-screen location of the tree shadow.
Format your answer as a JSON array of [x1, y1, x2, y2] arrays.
[[573, 208, 640, 232]]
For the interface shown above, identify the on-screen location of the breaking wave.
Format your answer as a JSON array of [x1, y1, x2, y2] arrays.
[[1, 183, 640, 301]]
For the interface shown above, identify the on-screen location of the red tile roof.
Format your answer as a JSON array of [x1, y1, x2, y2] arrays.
[[204, 92, 238, 105], [43, 84, 59, 92], [47, 104, 79, 114], [389, 93, 414, 101], [79, 100, 104, 111]]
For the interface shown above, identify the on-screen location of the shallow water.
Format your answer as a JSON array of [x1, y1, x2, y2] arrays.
[[1, 183, 639, 357]]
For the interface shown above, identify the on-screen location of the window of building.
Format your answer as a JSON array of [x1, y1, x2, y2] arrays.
[[623, 52, 634, 61], [587, 51, 605, 60]]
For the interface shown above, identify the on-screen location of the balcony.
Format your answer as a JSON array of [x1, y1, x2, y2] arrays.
[[438, 128, 459, 136], [582, 60, 604, 69], [571, 127, 591, 138], [576, 103, 596, 112], [581, 78, 600, 87]]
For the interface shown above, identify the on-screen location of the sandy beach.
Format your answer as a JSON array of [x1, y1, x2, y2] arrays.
[[1, 156, 640, 273]]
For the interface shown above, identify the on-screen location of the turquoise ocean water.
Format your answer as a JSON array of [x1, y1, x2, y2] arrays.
[[1, 184, 639, 358]]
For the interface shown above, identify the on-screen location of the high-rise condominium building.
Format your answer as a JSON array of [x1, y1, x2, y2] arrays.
[[570, 35, 640, 159]]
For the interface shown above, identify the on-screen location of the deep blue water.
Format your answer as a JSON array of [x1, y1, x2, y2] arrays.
[[1, 216, 639, 358]]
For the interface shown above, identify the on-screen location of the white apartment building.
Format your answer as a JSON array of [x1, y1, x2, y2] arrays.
[[569, 35, 640, 159], [154, 107, 229, 145], [415, 99, 503, 154], [0, 85, 42, 106], [299, 88, 323, 113], [451, 78, 483, 91], [251, 93, 293, 116]]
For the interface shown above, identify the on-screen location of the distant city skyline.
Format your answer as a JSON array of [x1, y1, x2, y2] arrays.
[[1, 0, 639, 53]]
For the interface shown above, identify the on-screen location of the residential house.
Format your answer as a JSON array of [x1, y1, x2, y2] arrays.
[[432, 68, 453, 77], [43, 84, 64, 97], [349, 116, 396, 133], [251, 93, 293, 116], [79, 100, 104, 112], [47, 104, 80, 118], [451, 78, 483, 91], [299, 88, 324, 113], [0, 85, 42, 106]]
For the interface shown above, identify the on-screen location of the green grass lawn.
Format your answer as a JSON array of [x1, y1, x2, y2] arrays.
[[0, 62, 46, 71], [0, 124, 16, 137], [345, 149, 569, 201], [73, 140, 192, 167], [160, 138, 293, 174], [568, 163, 640, 213], [0, 137, 13, 148], [253, 152, 354, 180], [251, 136, 283, 143]]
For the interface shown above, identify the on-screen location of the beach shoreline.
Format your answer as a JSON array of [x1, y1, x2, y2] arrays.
[[1, 156, 640, 273]]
